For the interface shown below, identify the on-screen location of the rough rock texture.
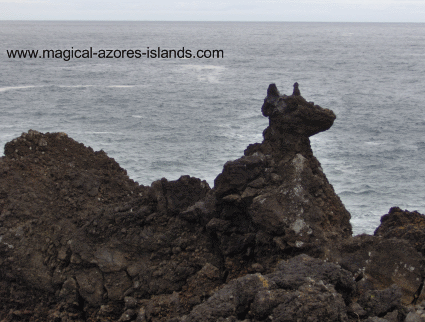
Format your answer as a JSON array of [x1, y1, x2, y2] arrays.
[[404, 300, 425, 322], [336, 234, 425, 305], [1, 84, 425, 321], [209, 83, 352, 278], [358, 285, 402, 317], [372, 207, 425, 305], [0, 130, 213, 320], [179, 254, 351, 322], [375, 207, 425, 256]]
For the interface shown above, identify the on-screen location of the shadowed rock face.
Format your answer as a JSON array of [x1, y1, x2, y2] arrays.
[[375, 207, 425, 256], [213, 84, 352, 273], [336, 234, 425, 305], [5, 84, 412, 322], [262, 83, 335, 138], [179, 254, 354, 322], [0, 130, 215, 320]]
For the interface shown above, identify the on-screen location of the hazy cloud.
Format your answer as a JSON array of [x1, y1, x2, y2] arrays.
[[1, 0, 424, 21]]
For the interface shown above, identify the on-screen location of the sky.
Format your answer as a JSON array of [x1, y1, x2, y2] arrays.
[[1, 0, 425, 22]]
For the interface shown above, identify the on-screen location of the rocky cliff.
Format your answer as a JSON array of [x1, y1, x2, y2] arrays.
[[1, 84, 424, 322]]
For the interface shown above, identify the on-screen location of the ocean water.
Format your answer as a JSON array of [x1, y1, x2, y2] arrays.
[[1, 21, 425, 235]]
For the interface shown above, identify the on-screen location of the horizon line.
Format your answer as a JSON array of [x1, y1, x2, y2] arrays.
[[1, 20, 425, 24]]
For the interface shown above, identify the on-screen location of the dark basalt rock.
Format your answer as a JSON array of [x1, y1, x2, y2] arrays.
[[2, 84, 424, 321], [179, 255, 350, 322], [375, 207, 425, 256], [358, 285, 402, 318], [0, 130, 214, 320], [212, 84, 352, 276], [335, 233, 425, 306], [261, 83, 335, 138]]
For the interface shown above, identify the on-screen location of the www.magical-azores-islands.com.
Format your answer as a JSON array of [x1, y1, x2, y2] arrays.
[[6, 47, 224, 61]]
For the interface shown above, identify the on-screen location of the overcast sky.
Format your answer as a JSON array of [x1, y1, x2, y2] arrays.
[[1, 0, 425, 22]]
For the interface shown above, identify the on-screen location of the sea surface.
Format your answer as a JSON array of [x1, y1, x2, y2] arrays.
[[1, 21, 425, 235]]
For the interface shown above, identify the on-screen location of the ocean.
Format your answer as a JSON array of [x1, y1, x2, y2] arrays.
[[1, 21, 425, 235]]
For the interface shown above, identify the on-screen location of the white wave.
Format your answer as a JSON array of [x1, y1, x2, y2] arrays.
[[84, 131, 122, 134], [59, 84, 138, 89], [0, 85, 40, 92], [183, 64, 225, 71], [0, 84, 138, 92], [178, 64, 225, 84], [105, 85, 136, 88], [364, 141, 386, 146], [57, 85, 96, 88]]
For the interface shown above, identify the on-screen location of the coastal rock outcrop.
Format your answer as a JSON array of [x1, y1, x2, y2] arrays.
[[0, 130, 214, 320], [336, 234, 425, 305], [210, 83, 352, 276], [329, 207, 425, 307], [1, 84, 424, 321], [375, 207, 425, 256], [179, 254, 352, 322]]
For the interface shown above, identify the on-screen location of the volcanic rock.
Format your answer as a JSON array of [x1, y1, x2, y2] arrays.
[[358, 284, 402, 317], [336, 234, 425, 305], [210, 83, 352, 278], [405, 300, 425, 322], [0, 130, 213, 320], [3, 84, 421, 321], [375, 207, 425, 256], [178, 254, 350, 322]]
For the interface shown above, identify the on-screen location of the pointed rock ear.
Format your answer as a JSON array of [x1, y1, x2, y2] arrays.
[[267, 83, 280, 97], [292, 82, 301, 96]]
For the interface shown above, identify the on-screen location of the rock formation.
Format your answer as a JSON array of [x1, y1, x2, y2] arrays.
[[292, 82, 300, 96], [336, 234, 425, 305], [375, 207, 425, 256], [0, 84, 424, 321], [207, 83, 352, 277]]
